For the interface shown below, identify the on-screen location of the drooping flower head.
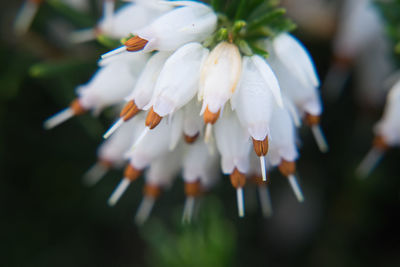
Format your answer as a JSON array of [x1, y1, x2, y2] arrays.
[[42, 0, 326, 221]]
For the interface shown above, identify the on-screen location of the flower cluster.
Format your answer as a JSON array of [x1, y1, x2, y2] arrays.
[[39, 0, 327, 223]]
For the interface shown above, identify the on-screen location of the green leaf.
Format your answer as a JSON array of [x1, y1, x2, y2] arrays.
[[29, 60, 92, 78], [247, 8, 286, 31], [234, 0, 247, 20]]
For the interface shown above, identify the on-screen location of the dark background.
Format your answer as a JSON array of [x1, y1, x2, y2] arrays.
[[1, 1, 399, 266]]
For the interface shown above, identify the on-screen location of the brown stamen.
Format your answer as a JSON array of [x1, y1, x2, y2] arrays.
[[373, 135, 390, 151], [125, 36, 148, 52], [304, 113, 320, 126], [278, 160, 296, 177], [120, 100, 140, 121], [230, 168, 246, 188], [69, 99, 86, 115], [203, 106, 220, 124], [145, 107, 162, 129], [184, 132, 199, 144], [252, 137, 269, 157], [249, 175, 269, 186], [143, 184, 162, 199], [185, 181, 202, 197], [124, 164, 141, 182]]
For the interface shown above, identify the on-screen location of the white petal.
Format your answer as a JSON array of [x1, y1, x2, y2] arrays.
[[145, 145, 182, 187], [200, 42, 242, 113], [151, 42, 208, 116], [214, 108, 252, 174], [135, 4, 217, 52], [125, 52, 171, 109], [272, 33, 320, 89], [232, 56, 276, 140], [268, 104, 299, 166]]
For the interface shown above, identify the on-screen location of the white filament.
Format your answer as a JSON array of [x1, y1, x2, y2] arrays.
[[288, 174, 304, 202], [103, 118, 124, 139], [14, 0, 39, 36], [82, 162, 109, 186], [311, 125, 329, 153], [43, 108, 75, 130], [257, 185, 273, 218], [356, 147, 384, 178], [204, 123, 213, 144], [107, 178, 131, 206], [134, 196, 155, 225], [182, 197, 196, 224], [236, 187, 245, 218], [260, 156, 267, 182], [101, 46, 127, 59]]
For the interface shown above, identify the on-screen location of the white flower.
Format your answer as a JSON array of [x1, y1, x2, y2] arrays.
[[334, 0, 383, 59], [125, 52, 171, 110], [77, 59, 138, 112], [108, 118, 173, 206], [267, 35, 322, 116], [214, 107, 251, 175], [134, 1, 217, 52], [134, 145, 183, 224], [214, 107, 251, 217], [374, 82, 400, 146], [269, 33, 319, 89], [232, 55, 282, 141], [182, 140, 219, 185], [199, 42, 242, 124], [268, 104, 299, 167], [147, 42, 209, 117], [98, 2, 168, 40]]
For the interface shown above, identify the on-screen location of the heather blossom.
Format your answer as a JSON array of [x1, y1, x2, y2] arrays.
[[40, 0, 328, 222]]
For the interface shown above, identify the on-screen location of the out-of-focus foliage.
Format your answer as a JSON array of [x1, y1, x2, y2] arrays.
[[142, 197, 236, 267], [375, 0, 400, 63]]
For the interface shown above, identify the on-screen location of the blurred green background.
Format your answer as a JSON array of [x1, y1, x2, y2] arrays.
[[1, 1, 400, 266]]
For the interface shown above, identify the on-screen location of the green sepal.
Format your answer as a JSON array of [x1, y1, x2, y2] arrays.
[[96, 34, 121, 49]]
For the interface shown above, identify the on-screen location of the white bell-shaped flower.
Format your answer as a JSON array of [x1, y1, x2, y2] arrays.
[[125, 52, 171, 110], [199, 42, 242, 144], [43, 54, 146, 130], [267, 103, 304, 202], [77, 61, 137, 112], [334, 0, 383, 59], [147, 42, 209, 117], [181, 140, 219, 223], [232, 55, 282, 141], [215, 107, 251, 217], [108, 118, 172, 206], [135, 146, 183, 225], [134, 1, 217, 52], [374, 82, 400, 146], [183, 140, 219, 184], [98, 3, 168, 40], [214, 108, 252, 175], [83, 115, 143, 186], [104, 52, 170, 138], [268, 33, 319, 90], [268, 105, 299, 166], [231, 55, 282, 181]]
